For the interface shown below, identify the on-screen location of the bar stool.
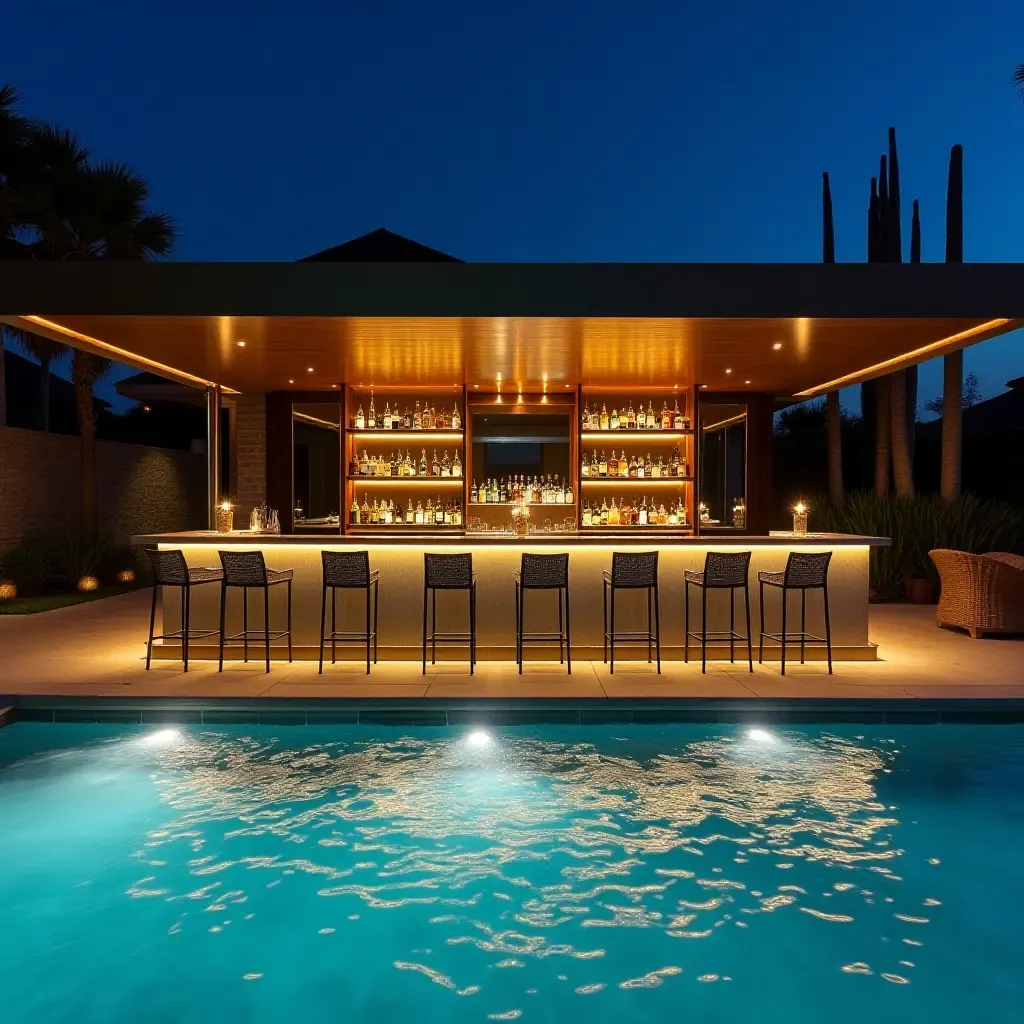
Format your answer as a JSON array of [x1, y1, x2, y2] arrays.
[[422, 553, 476, 674], [217, 550, 294, 673], [603, 551, 661, 674], [319, 550, 379, 674], [684, 551, 753, 673], [758, 551, 833, 675], [515, 553, 571, 674], [144, 548, 223, 672]]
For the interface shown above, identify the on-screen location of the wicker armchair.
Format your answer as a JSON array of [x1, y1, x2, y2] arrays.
[[929, 549, 1024, 638]]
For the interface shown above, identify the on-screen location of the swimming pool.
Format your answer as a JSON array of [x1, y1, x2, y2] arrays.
[[1, 722, 1021, 1023]]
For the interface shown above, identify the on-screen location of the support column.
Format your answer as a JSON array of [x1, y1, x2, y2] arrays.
[[206, 385, 222, 528]]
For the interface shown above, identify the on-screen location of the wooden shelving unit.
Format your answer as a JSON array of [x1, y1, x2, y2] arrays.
[[343, 385, 467, 533], [577, 386, 697, 533]]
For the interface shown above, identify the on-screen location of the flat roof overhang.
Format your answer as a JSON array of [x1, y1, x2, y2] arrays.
[[1, 262, 1021, 396]]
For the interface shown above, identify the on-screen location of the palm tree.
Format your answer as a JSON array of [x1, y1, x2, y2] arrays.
[[941, 145, 964, 500], [20, 332, 68, 431], [889, 369, 914, 496], [1015, 64, 1024, 98], [20, 130, 176, 533]]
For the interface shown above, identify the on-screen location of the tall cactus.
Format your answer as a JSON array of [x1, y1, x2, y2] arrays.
[[887, 127, 902, 262], [941, 145, 964, 500], [910, 198, 921, 262], [822, 172, 835, 263], [862, 176, 881, 485]]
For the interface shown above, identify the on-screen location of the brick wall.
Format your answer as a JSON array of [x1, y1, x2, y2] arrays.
[[233, 393, 266, 521], [0, 425, 206, 550]]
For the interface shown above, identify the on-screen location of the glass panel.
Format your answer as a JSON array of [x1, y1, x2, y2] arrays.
[[293, 403, 341, 528], [699, 403, 747, 529]]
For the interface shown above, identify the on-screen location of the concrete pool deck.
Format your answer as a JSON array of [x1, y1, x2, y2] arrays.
[[1, 589, 1022, 705]]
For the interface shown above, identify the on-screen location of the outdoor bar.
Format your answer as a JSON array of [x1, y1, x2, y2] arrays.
[[3, 259, 1019, 667]]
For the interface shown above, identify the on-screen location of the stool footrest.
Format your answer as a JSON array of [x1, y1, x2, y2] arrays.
[[224, 629, 291, 642], [761, 631, 828, 643]]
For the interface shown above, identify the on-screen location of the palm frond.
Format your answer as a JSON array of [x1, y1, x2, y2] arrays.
[[1015, 63, 1024, 97]]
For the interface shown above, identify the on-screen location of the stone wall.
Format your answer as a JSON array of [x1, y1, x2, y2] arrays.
[[233, 393, 266, 520], [0, 425, 206, 550]]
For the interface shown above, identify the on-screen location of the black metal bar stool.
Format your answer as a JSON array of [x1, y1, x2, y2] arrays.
[[422, 553, 476, 674], [144, 548, 223, 672], [685, 551, 753, 673], [602, 551, 660, 674], [758, 551, 833, 675], [217, 550, 294, 673], [515, 553, 571, 674], [319, 550, 379, 674]]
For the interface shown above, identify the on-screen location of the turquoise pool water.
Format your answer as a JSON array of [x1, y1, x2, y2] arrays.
[[0, 722, 1021, 1023]]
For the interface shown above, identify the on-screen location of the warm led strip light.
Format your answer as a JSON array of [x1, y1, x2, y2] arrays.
[[348, 477, 463, 485], [580, 431, 691, 440], [794, 319, 1014, 397], [17, 315, 236, 392], [293, 412, 339, 431], [349, 431, 464, 441]]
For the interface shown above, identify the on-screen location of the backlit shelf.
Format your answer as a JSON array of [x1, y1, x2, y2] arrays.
[[580, 476, 693, 484], [580, 430, 692, 440], [347, 476, 464, 484], [469, 502, 571, 507], [580, 525, 693, 531], [347, 430, 464, 442]]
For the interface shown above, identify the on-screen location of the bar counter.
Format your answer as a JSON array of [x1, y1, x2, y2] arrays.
[[134, 532, 889, 663]]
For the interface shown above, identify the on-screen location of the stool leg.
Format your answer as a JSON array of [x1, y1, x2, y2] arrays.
[[331, 588, 337, 664], [758, 581, 764, 664], [469, 582, 476, 674], [602, 579, 608, 663], [701, 584, 707, 674], [684, 580, 690, 664], [431, 589, 437, 665], [365, 583, 371, 675], [823, 584, 833, 675], [264, 586, 271, 674], [179, 587, 186, 670], [515, 580, 522, 673], [564, 585, 572, 675], [146, 583, 157, 670], [183, 587, 191, 673], [780, 588, 788, 676], [373, 579, 379, 663], [558, 586, 564, 664], [744, 584, 753, 673], [242, 587, 249, 663], [218, 584, 227, 672], [421, 585, 428, 675], [800, 589, 806, 664], [729, 588, 736, 663], [654, 583, 661, 674], [647, 587, 652, 664], [287, 580, 293, 663], [609, 587, 615, 675], [318, 584, 326, 674]]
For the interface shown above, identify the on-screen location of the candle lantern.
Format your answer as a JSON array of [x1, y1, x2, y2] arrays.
[[216, 502, 234, 534], [792, 500, 808, 537]]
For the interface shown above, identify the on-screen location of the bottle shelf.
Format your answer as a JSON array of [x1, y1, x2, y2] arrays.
[[347, 476, 464, 484], [348, 523, 462, 529], [579, 525, 693, 531], [347, 430, 464, 441], [580, 476, 693, 484], [469, 501, 570, 507], [580, 430, 692, 440]]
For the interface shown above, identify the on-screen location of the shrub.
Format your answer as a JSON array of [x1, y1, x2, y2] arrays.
[[811, 492, 1024, 599], [0, 536, 57, 593], [51, 534, 109, 588]]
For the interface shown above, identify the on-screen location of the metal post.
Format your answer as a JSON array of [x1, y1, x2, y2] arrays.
[[206, 385, 222, 529]]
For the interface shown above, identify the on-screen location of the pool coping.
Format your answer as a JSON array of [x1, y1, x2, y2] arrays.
[[2, 695, 1023, 726]]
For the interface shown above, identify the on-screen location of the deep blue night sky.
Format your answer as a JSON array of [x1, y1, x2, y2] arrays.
[[4, 0, 1023, 409]]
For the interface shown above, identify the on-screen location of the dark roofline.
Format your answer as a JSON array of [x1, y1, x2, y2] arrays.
[[298, 227, 461, 263], [3, 262, 1024, 318]]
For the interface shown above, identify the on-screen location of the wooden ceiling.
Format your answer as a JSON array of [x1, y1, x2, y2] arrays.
[[14, 313, 1015, 397]]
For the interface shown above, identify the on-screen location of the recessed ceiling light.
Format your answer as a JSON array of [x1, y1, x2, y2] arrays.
[[307, 367, 314, 372], [288, 379, 294, 384], [236, 340, 246, 348], [331, 384, 338, 388], [744, 380, 751, 385], [473, 384, 479, 389], [725, 368, 732, 374], [700, 384, 708, 389], [773, 342, 783, 351]]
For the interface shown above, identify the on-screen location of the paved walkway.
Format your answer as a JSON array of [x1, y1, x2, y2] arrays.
[[0, 589, 1022, 701]]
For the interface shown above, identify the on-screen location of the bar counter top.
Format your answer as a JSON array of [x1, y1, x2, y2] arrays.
[[135, 530, 889, 547]]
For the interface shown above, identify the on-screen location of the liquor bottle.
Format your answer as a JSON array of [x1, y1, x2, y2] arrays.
[[405, 499, 414, 524], [600, 403, 609, 430], [453, 451, 462, 477], [419, 449, 428, 475], [383, 500, 392, 525], [452, 403, 461, 430], [412, 501, 422, 525], [393, 405, 402, 429], [368, 394, 376, 429], [661, 401, 671, 430], [436, 407, 446, 430], [668, 502, 679, 526], [636, 454, 645, 479], [608, 496, 619, 526], [610, 407, 619, 430], [471, 478, 479, 503], [627, 401, 637, 429], [608, 450, 618, 477], [435, 498, 444, 525], [651, 456, 661, 479], [582, 403, 591, 430], [429, 404, 437, 429], [599, 497, 609, 525], [441, 451, 451, 477], [637, 401, 646, 429], [565, 478, 574, 505], [638, 496, 648, 526], [590, 451, 599, 479], [658, 503, 667, 525], [359, 450, 369, 476], [619, 453, 629, 478], [430, 450, 439, 476], [414, 400, 422, 429], [673, 398, 683, 430], [404, 405, 412, 429], [368, 498, 377, 524], [599, 450, 608, 477], [671, 443, 680, 477], [349, 450, 358, 476], [628, 454, 638, 478], [383, 401, 391, 429], [355, 404, 365, 430], [556, 477, 565, 504], [581, 452, 590, 477], [646, 400, 656, 428], [350, 497, 360, 524], [361, 495, 370, 521], [582, 500, 592, 527]]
